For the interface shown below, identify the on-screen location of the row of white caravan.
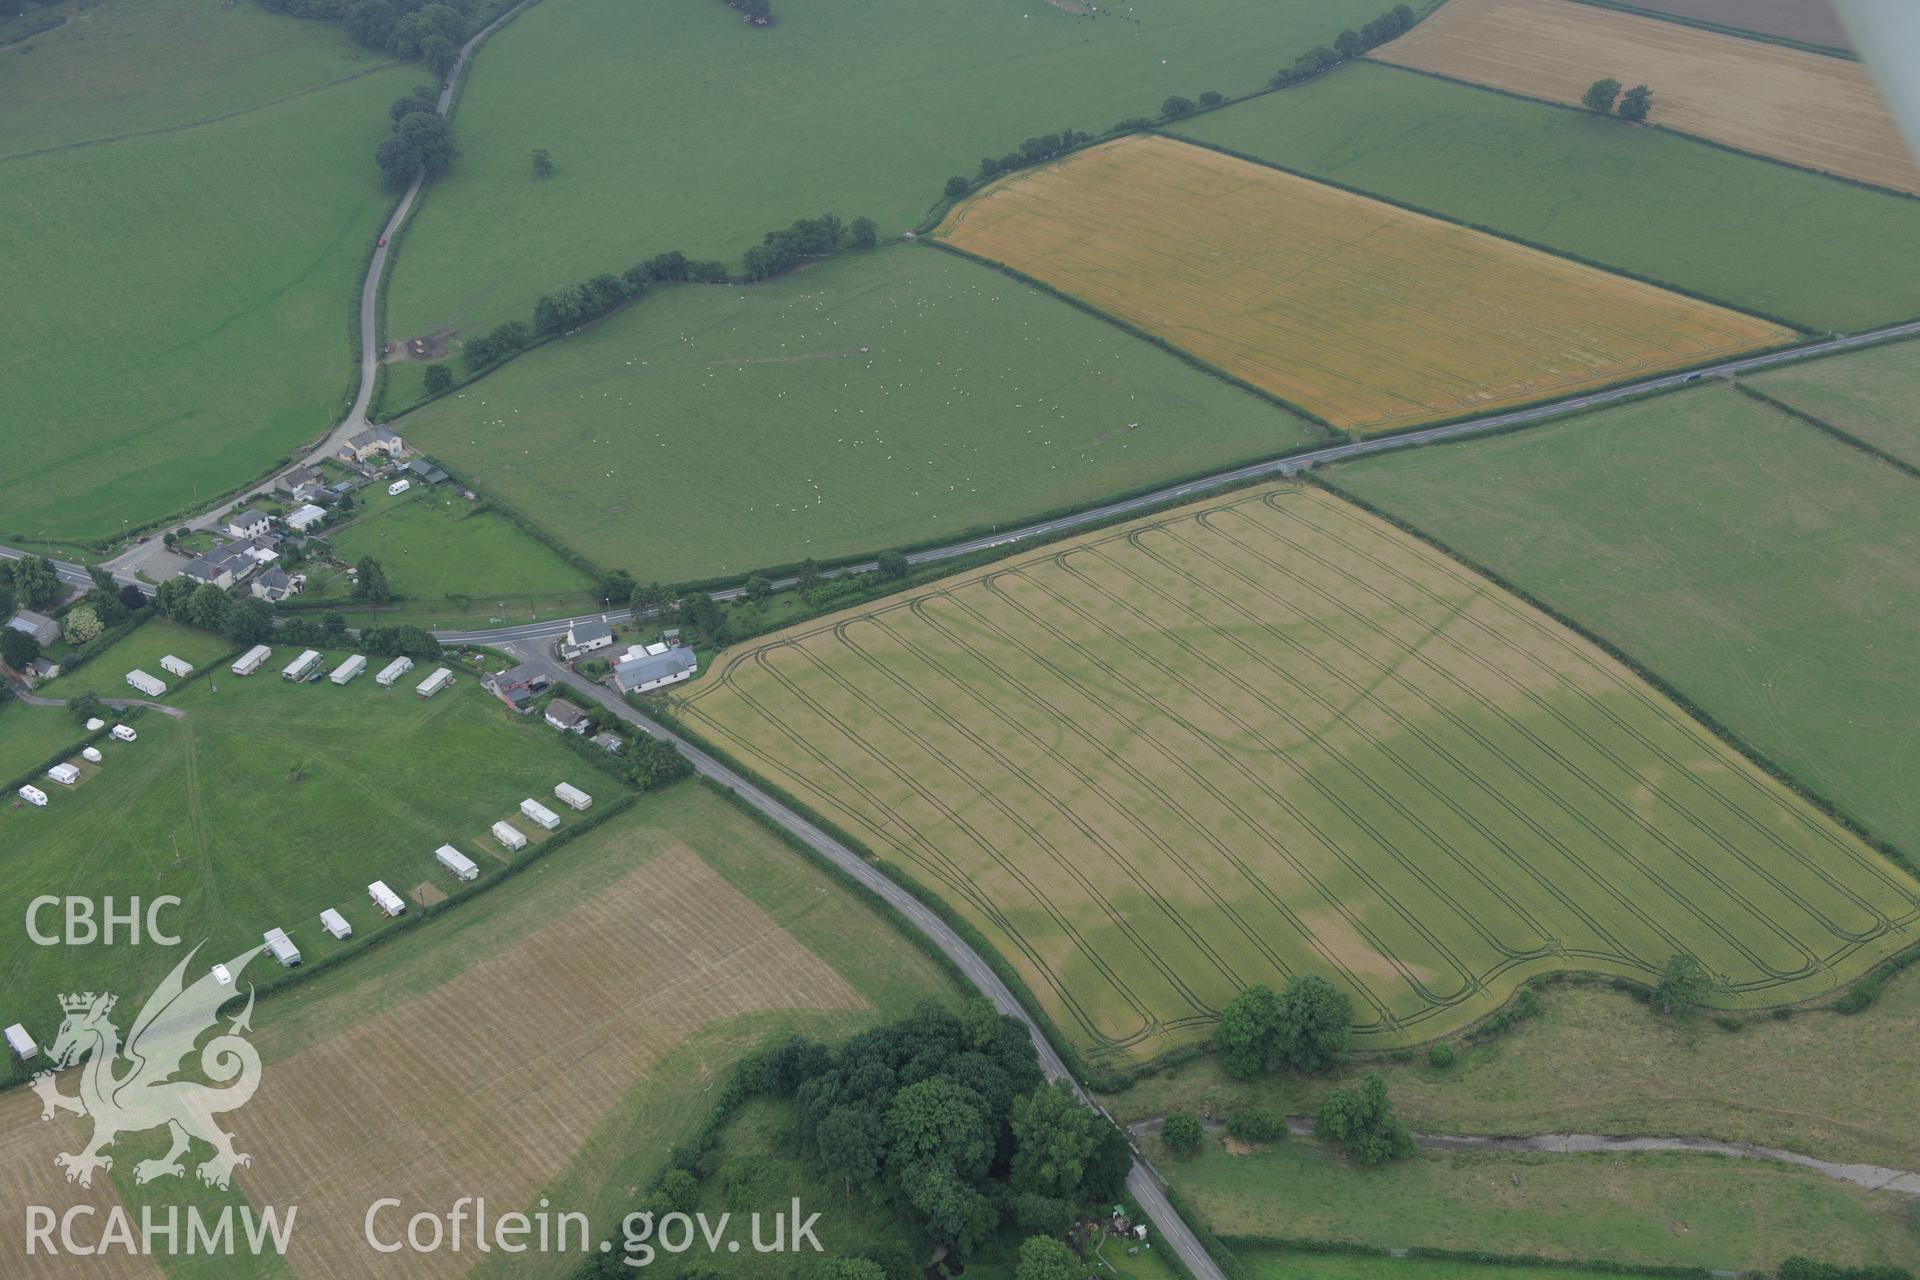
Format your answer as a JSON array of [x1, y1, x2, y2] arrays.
[[122, 654, 194, 699], [16, 727, 135, 807], [228, 645, 451, 698], [488, 784, 594, 851]]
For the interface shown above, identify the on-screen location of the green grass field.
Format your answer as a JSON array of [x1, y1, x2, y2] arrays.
[[682, 483, 1920, 1067], [31, 616, 236, 703], [299, 483, 598, 619], [0, 653, 607, 1021], [0, 700, 88, 786], [0, 0, 394, 156], [1331, 381, 1920, 860], [0, 56, 421, 544], [384, 0, 1389, 341], [1170, 61, 1920, 332], [399, 247, 1323, 579], [1112, 972, 1920, 1172], [1155, 1134, 1918, 1271], [1750, 337, 1920, 466]]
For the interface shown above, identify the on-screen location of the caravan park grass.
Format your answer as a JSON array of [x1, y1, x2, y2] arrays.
[[0, 655, 603, 1025], [0, 55, 420, 544], [299, 483, 599, 623], [680, 483, 1920, 1068], [0, 701, 88, 789], [382, 0, 1390, 341], [0, 783, 960, 1278], [31, 617, 236, 704], [1750, 337, 1920, 466], [934, 135, 1789, 433], [1170, 60, 1920, 333], [398, 247, 1322, 580], [1331, 381, 1920, 858], [1373, 0, 1920, 195], [1155, 1133, 1919, 1272]]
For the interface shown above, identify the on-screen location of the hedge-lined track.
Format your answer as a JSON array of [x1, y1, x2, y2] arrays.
[[681, 485, 1920, 1063], [933, 135, 1790, 435]]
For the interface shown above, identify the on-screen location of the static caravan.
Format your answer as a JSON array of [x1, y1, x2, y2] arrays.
[[17, 785, 47, 807], [415, 667, 453, 698], [111, 724, 137, 743], [160, 654, 194, 678], [375, 656, 414, 688], [330, 654, 368, 686], [262, 927, 301, 967], [45, 763, 79, 787], [367, 880, 407, 917], [434, 844, 479, 882], [319, 908, 352, 940], [553, 782, 593, 812], [125, 669, 167, 698], [491, 820, 528, 852], [3, 1023, 37, 1062], [81, 746, 102, 764], [232, 644, 273, 676], [282, 649, 322, 682], [519, 798, 560, 831]]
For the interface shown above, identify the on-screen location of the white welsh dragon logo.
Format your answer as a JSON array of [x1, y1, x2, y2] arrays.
[[31, 944, 263, 1191]]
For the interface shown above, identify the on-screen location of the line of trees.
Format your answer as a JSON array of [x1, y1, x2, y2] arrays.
[[976, 130, 1093, 181], [464, 251, 726, 374], [1583, 77, 1653, 122], [742, 212, 878, 281], [1274, 3, 1414, 86], [376, 88, 456, 189], [257, 0, 471, 74]]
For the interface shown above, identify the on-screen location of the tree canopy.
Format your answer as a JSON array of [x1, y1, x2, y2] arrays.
[[1583, 77, 1622, 113], [1314, 1072, 1414, 1166]]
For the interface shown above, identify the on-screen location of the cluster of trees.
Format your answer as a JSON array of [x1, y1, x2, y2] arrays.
[[1212, 973, 1354, 1078], [352, 556, 393, 604], [975, 130, 1092, 181], [465, 252, 724, 374], [376, 88, 455, 189], [1313, 1072, 1414, 1166], [743, 212, 878, 282], [1582, 78, 1653, 122], [1275, 4, 1414, 85], [0, 555, 60, 617], [153, 577, 277, 646], [1158, 91, 1223, 121], [258, 0, 470, 74], [763, 1000, 1131, 1258]]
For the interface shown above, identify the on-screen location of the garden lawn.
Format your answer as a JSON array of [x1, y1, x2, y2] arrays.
[[384, 0, 1389, 341], [0, 60, 421, 545], [306, 483, 597, 619], [32, 616, 236, 703], [1750, 337, 1920, 466], [1170, 60, 1920, 333], [1158, 1135, 1918, 1271], [0, 658, 607, 1019], [399, 247, 1322, 580], [1330, 382, 1920, 858]]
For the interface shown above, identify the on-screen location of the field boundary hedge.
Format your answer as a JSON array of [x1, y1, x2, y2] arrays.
[[1368, 59, 1920, 210], [1218, 1233, 1715, 1279], [1729, 382, 1920, 481], [1564, 0, 1857, 61], [1312, 473, 1920, 891], [1162, 129, 1812, 334]]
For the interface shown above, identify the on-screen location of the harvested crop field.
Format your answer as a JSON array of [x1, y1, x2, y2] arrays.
[[680, 484, 1920, 1066], [1613, 0, 1850, 51], [1373, 0, 1916, 195], [934, 135, 1789, 434]]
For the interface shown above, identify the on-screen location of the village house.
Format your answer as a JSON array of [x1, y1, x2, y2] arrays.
[[5, 609, 59, 647], [561, 619, 614, 658], [612, 642, 699, 694], [251, 568, 298, 603], [339, 425, 405, 464], [225, 509, 272, 540], [481, 663, 551, 712], [543, 699, 590, 734]]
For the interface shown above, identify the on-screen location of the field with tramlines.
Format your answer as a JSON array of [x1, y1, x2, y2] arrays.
[[934, 135, 1789, 434], [1373, 0, 1920, 196], [680, 484, 1920, 1066]]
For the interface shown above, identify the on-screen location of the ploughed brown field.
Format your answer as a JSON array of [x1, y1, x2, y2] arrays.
[[1373, 0, 1916, 194], [935, 134, 1790, 433]]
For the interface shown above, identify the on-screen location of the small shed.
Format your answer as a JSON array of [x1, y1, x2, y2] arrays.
[[3, 1023, 37, 1062], [233, 644, 273, 676], [375, 655, 414, 687], [491, 820, 528, 851], [368, 880, 407, 917], [435, 844, 479, 881], [331, 654, 368, 685], [520, 798, 560, 831], [319, 908, 352, 940], [81, 746, 102, 764], [263, 927, 301, 967], [125, 669, 167, 698], [415, 667, 453, 698], [160, 654, 194, 678], [111, 724, 137, 742], [554, 782, 592, 811], [17, 785, 47, 807], [282, 650, 321, 682], [46, 763, 79, 787]]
